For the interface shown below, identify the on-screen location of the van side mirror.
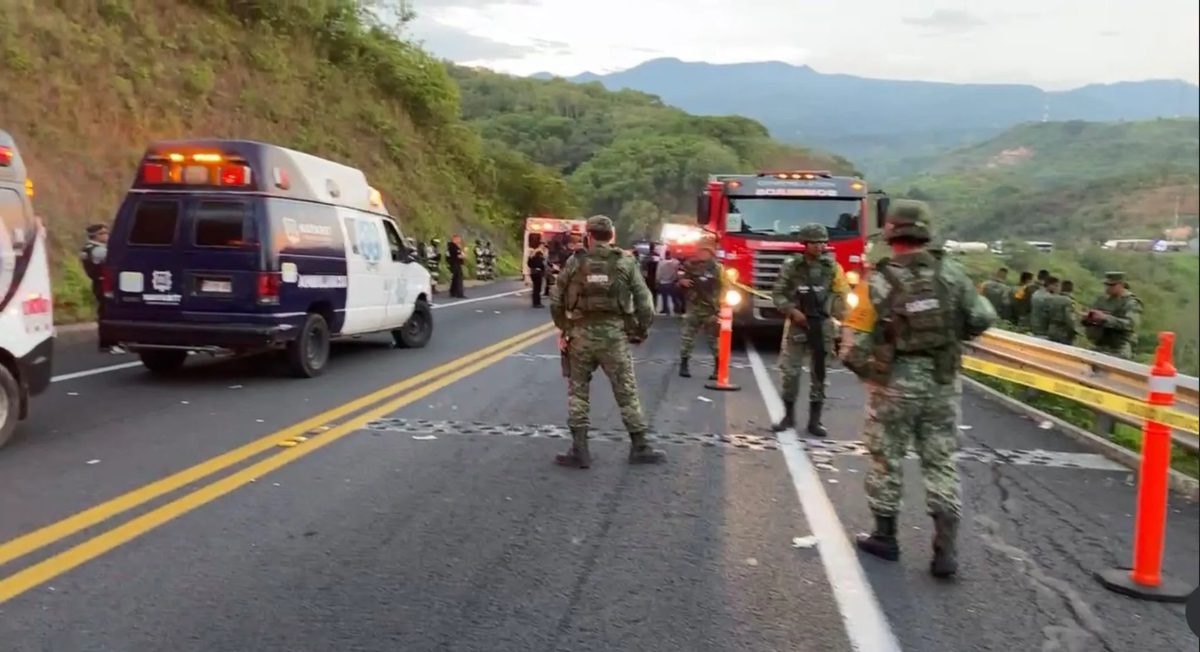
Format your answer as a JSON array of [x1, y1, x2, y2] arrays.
[[875, 197, 890, 229], [696, 194, 711, 226]]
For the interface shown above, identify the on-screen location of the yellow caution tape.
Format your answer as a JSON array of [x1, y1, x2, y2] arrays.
[[962, 356, 1200, 435]]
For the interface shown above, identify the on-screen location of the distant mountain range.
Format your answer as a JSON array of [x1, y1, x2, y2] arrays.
[[532, 59, 1200, 176]]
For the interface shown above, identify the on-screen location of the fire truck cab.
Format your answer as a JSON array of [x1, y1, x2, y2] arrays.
[[696, 170, 885, 327]]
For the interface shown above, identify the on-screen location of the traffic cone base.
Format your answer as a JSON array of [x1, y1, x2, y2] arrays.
[[707, 304, 742, 392], [1094, 567, 1191, 603]]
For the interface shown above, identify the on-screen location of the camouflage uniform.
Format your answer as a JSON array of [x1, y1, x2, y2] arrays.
[[1044, 290, 1078, 345], [1011, 281, 1037, 328], [1029, 286, 1052, 337], [771, 224, 849, 437], [840, 200, 996, 578], [677, 237, 721, 379], [1083, 272, 1142, 359], [550, 215, 663, 467], [978, 279, 1011, 323]]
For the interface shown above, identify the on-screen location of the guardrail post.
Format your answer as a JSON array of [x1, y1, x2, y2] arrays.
[[1095, 332, 1191, 602], [705, 300, 741, 392]]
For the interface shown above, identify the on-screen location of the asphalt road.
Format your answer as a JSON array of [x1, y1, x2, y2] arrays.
[[0, 281, 1196, 652]]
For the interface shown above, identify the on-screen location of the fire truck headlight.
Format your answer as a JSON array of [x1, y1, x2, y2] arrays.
[[724, 289, 742, 307], [846, 270, 861, 286], [846, 292, 860, 309], [724, 267, 738, 282]]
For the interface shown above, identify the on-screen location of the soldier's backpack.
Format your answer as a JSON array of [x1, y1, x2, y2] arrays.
[[565, 246, 624, 315], [878, 252, 958, 381]]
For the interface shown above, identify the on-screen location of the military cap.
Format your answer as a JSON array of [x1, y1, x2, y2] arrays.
[[797, 223, 829, 242], [86, 223, 108, 235], [1103, 271, 1125, 285], [586, 215, 614, 232], [884, 199, 933, 242]]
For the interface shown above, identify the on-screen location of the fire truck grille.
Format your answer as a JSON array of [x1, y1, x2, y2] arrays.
[[750, 250, 791, 295]]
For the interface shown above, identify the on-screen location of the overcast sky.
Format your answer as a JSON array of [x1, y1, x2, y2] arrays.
[[404, 0, 1200, 89]]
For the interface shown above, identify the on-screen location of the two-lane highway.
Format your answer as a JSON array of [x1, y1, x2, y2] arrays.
[[0, 284, 1196, 651]]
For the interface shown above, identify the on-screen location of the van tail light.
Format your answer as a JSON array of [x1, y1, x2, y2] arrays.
[[256, 272, 281, 305], [101, 266, 114, 298]]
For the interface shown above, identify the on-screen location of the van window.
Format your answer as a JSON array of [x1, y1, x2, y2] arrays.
[[381, 220, 404, 261], [342, 217, 360, 255], [128, 200, 179, 246], [195, 200, 248, 247]]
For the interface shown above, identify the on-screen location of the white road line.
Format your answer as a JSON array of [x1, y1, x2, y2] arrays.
[[49, 289, 529, 383], [430, 288, 527, 309], [745, 340, 902, 652], [51, 362, 144, 383]]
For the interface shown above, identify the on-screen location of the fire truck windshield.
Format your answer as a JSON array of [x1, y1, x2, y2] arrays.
[[725, 197, 861, 239]]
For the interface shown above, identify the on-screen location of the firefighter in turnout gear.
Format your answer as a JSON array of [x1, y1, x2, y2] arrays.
[[422, 239, 442, 291], [770, 223, 850, 436], [840, 199, 996, 579], [677, 234, 721, 380], [550, 215, 663, 468]]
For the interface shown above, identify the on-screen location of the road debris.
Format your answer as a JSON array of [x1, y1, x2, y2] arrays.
[[792, 536, 819, 549]]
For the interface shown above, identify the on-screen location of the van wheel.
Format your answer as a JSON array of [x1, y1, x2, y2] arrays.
[[287, 313, 331, 377], [140, 350, 188, 375], [0, 364, 19, 449], [394, 299, 433, 349]]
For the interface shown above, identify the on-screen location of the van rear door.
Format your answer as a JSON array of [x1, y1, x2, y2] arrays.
[[180, 197, 260, 314], [113, 197, 186, 312]]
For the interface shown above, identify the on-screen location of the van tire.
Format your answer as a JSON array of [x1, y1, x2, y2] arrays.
[[140, 350, 188, 375], [287, 313, 331, 378], [394, 299, 433, 349], [0, 364, 19, 449]]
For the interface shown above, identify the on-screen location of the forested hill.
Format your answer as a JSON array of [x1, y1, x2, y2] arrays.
[[0, 0, 836, 321], [891, 119, 1200, 243], [449, 66, 857, 242]]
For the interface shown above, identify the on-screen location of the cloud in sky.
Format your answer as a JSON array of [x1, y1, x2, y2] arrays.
[[405, 0, 1200, 89]]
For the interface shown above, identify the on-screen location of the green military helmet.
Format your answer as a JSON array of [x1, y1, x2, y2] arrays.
[[797, 223, 829, 243], [586, 215, 614, 232], [1103, 271, 1126, 285], [884, 199, 933, 243]]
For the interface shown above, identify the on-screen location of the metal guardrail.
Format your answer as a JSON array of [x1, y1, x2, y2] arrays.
[[964, 329, 1200, 452]]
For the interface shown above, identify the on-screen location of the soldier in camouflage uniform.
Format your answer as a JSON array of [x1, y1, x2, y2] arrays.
[[978, 267, 1012, 323], [677, 234, 721, 380], [840, 200, 996, 578], [1082, 271, 1142, 359], [1029, 275, 1058, 337], [1044, 279, 1079, 345], [771, 223, 850, 437], [1010, 271, 1036, 328], [550, 215, 664, 468]]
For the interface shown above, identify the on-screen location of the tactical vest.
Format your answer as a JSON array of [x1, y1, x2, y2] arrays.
[[565, 246, 625, 316], [79, 242, 102, 281], [878, 252, 957, 382], [793, 256, 836, 318]]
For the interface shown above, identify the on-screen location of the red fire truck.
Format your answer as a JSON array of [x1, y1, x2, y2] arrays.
[[522, 216, 586, 285], [696, 170, 884, 326]]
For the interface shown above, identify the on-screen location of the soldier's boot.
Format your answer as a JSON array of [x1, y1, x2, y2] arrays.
[[805, 401, 828, 438], [628, 432, 666, 464], [929, 513, 960, 579], [855, 514, 900, 561], [554, 428, 591, 469], [771, 401, 796, 432], [679, 358, 692, 378], [708, 367, 718, 381]]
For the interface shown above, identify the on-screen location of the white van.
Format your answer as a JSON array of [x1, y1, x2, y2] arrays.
[[99, 139, 433, 378], [0, 130, 53, 448]]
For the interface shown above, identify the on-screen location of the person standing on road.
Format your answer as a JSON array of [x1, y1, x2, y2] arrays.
[[473, 239, 485, 279], [655, 251, 681, 316], [550, 215, 663, 468], [1045, 279, 1079, 345], [978, 267, 1011, 323], [447, 234, 466, 298], [80, 224, 109, 317], [1030, 275, 1058, 337], [1083, 272, 1142, 359], [840, 200, 996, 579], [677, 235, 721, 379], [770, 224, 850, 437], [527, 244, 547, 308], [423, 239, 442, 293]]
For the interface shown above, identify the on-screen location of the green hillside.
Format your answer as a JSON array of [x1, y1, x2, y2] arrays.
[[1, 0, 824, 321], [449, 66, 859, 242], [893, 119, 1200, 243]]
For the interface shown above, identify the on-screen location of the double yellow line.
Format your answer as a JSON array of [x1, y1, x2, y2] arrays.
[[0, 322, 555, 604]]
